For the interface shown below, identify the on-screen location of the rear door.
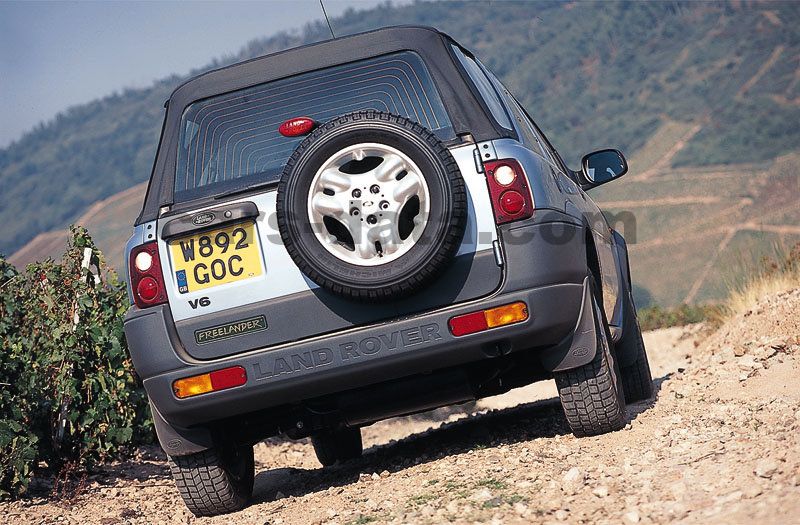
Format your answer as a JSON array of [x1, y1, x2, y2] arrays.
[[156, 51, 501, 360]]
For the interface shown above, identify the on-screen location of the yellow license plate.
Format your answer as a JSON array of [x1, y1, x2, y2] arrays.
[[169, 222, 262, 294]]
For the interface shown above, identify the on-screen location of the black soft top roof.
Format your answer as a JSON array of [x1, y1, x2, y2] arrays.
[[137, 25, 512, 224]]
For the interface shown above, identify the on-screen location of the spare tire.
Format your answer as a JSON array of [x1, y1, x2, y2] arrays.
[[276, 111, 467, 301]]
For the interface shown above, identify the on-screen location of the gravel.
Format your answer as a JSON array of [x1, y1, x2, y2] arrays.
[[3, 288, 799, 524]]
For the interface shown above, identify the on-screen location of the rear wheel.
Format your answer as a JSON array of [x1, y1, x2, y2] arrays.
[[311, 427, 363, 467], [169, 443, 254, 517], [554, 282, 627, 437]]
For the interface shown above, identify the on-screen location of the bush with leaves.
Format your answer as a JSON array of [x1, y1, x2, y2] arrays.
[[0, 227, 152, 498]]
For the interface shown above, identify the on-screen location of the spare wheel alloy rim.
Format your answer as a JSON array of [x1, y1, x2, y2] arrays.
[[306, 142, 431, 266]]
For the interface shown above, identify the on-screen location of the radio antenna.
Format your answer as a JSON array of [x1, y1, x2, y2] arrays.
[[319, 0, 336, 39]]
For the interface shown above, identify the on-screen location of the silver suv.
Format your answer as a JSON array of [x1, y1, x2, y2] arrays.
[[124, 26, 652, 516]]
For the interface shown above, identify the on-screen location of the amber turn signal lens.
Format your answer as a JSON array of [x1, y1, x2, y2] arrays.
[[173, 374, 213, 399], [484, 302, 529, 327], [173, 366, 247, 399]]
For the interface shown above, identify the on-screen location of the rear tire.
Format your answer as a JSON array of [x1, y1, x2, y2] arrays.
[[169, 443, 254, 517], [311, 427, 363, 467], [617, 287, 654, 402], [554, 284, 627, 437]]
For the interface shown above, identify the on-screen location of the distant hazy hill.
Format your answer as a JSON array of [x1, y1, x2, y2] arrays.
[[2, 1, 798, 271]]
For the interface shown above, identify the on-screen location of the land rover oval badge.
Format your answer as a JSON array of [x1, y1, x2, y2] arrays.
[[192, 212, 215, 226]]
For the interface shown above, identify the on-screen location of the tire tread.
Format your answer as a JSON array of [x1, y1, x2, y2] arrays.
[[169, 446, 253, 517]]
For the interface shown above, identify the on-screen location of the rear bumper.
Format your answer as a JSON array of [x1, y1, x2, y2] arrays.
[[125, 212, 588, 429]]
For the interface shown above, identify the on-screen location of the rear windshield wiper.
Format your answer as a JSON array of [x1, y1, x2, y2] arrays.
[[214, 181, 275, 199]]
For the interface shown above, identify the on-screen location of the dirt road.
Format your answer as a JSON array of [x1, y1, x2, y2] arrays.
[[4, 289, 800, 525]]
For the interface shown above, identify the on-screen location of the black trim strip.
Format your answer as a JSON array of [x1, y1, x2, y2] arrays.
[[161, 201, 259, 240]]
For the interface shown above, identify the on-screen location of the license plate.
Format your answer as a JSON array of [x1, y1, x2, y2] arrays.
[[169, 222, 262, 294]]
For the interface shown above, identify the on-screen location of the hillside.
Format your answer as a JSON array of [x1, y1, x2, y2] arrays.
[[1, 0, 799, 258]]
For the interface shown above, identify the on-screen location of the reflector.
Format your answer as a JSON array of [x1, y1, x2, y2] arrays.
[[448, 310, 488, 337], [209, 366, 247, 390]]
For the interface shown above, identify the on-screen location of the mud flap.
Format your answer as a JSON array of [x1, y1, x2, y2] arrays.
[[540, 276, 598, 372], [151, 402, 213, 457], [611, 230, 640, 368]]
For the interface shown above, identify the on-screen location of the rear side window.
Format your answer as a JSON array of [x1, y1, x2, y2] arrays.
[[451, 46, 513, 131], [175, 51, 453, 202]]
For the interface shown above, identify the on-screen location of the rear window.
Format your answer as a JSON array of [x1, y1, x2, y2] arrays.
[[175, 51, 454, 202]]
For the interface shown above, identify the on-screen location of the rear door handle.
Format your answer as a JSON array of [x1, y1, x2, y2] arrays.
[[162, 201, 259, 240]]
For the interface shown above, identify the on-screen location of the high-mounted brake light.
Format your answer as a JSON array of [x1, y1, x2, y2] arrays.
[[129, 242, 167, 308], [484, 159, 534, 224], [279, 117, 316, 137], [448, 302, 529, 336], [173, 366, 247, 399]]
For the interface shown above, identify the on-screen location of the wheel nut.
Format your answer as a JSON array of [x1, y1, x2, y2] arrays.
[[352, 189, 361, 198], [370, 184, 380, 194], [379, 200, 389, 210], [367, 214, 377, 224]]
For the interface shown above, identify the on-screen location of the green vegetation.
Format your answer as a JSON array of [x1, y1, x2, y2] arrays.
[[475, 478, 508, 490], [637, 304, 722, 332], [1, 1, 798, 256], [0, 228, 152, 498], [407, 492, 438, 506]]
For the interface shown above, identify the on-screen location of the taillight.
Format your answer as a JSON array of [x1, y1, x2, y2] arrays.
[[448, 302, 529, 336], [129, 242, 167, 308], [484, 159, 534, 224]]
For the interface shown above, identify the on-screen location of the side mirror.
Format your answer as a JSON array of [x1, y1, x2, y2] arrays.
[[579, 149, 628, 189]]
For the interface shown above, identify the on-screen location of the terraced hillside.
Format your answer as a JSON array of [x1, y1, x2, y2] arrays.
[[594, 121, 800, 306]]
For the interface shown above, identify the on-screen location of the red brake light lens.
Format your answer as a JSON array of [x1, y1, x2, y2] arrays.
[[129, 242, 167, 308], [278, 117, 316, 137], [484, 159, 534, 224], [136, 276, 159, 302], [500, 190, 525, 215]]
